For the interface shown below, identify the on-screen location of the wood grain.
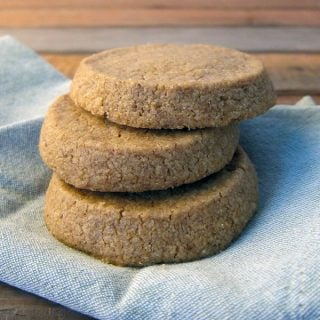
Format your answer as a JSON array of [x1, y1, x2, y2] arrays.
[[1, 0, 320, 27], [1, 8, 320, 27], [0, 282, 91, 320], [1, 0, 320, 9], [277, 95, 319, 104], [2, 27, 319, 53], [258, 54, 320, 94]]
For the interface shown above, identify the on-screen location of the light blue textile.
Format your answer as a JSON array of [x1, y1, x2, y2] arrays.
[[0, 36, 319, 320]]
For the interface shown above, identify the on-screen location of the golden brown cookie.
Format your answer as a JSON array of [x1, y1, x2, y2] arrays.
[[44, 147, 258, 267], [70, 44, 276, 129], [39, 95, 239, 192]]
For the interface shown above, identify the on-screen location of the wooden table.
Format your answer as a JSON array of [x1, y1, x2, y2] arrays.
[[1, 1, 320, 319]]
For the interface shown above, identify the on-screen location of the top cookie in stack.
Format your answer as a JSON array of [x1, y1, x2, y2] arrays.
[[40, 44, 276, 267], [70, 44, 275, 129]]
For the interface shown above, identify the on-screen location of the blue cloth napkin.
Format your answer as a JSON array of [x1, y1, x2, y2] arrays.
[[0, 36, 319, 320]]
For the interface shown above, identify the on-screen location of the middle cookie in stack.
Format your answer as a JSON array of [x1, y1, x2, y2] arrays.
[[40, 44, 276, 266], [40, 95, 239, 192]]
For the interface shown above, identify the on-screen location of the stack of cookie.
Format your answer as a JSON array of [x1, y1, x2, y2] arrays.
[[39, 44, 276, 266]]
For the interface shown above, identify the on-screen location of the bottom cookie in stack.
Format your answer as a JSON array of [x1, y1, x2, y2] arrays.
[[44, 147, 258, 267]]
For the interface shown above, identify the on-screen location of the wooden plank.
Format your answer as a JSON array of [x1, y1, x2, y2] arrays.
[[43, 54, 86, 77], [41, 53, 320, 97], [257, 54, 320, 94], [0, 0, 319, 9], [0, 9, 320, 27], [277, 95, 320, 104], [0, 283, 91, 319], [1, 27, 320, 53]]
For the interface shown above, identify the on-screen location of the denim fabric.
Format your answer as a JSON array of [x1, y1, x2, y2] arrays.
[[0, 36, 319, 320]]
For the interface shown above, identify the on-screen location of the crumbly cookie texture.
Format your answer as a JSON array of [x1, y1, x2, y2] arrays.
[[39, 95, 239, 192], [45, 147, 258, 267], [70, 44, 276, 129]]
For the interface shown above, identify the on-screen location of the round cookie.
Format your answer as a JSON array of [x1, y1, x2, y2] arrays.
[[70, 44, 276, 129], [45, 147, 258, 267], [39, 95, 239, 192]]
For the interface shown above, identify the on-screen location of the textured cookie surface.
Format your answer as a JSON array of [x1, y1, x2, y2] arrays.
[[45, 147, 258, 267], [70, 44, 276, 129], [39, 95, 239, 192]]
